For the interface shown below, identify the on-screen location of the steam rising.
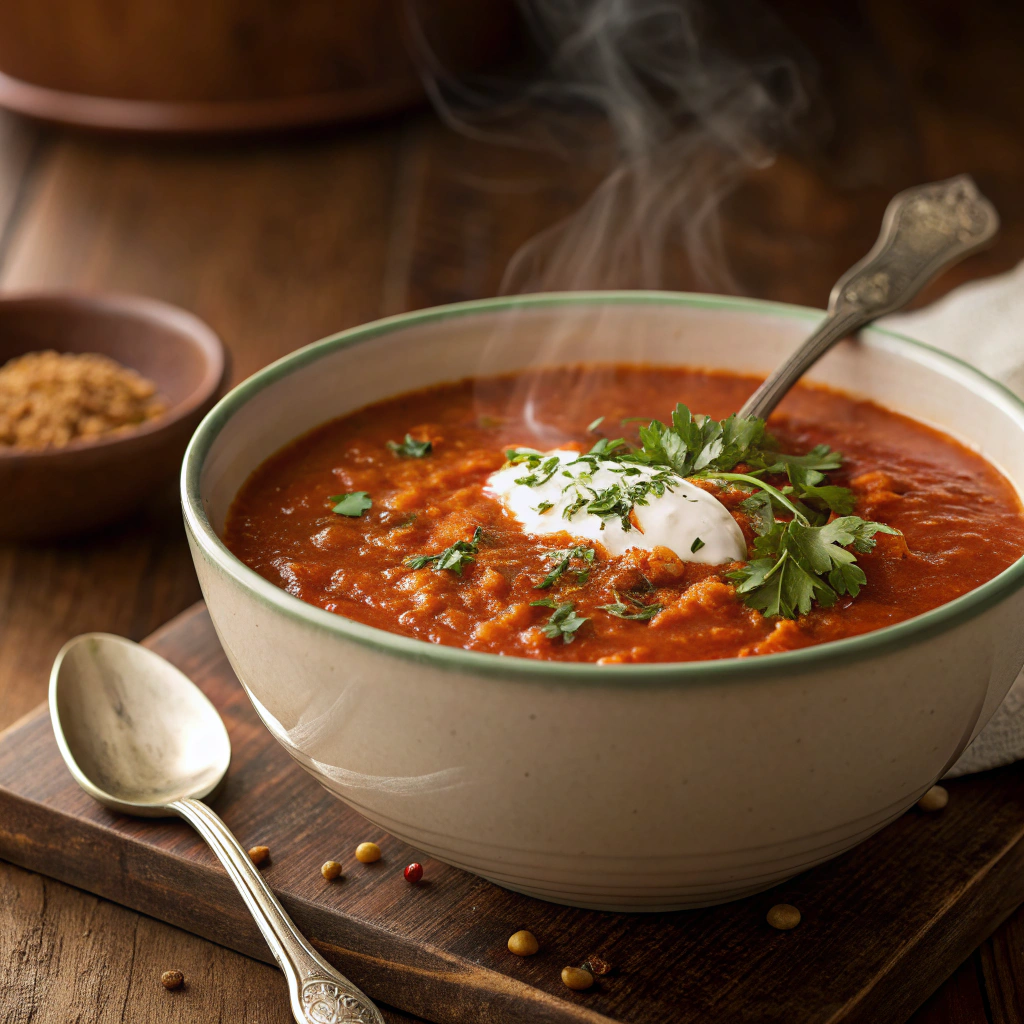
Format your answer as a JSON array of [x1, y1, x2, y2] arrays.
[[410, 0, 816, 443], [415, 0, 814, 293]]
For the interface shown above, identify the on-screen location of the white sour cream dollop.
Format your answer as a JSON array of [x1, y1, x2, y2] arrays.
[[485, 449, 746, 564]]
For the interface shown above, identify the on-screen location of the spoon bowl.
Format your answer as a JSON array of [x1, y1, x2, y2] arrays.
[[50, 633, 229, 815]]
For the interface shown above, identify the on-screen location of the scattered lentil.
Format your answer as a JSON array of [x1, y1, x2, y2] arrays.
[[248, 845, 270, 866], [160, 970, 185, 991], [507, 930, 540, 957], [321, 860, 343, 881], [766, 904, 801, 930], [355, 842, 381, 864], [0, 350, 166, 449], [561, 966, 595, 991], [582, 955, 612, 976], [917, 785, 949, 812], [404, 862, 423, 883]]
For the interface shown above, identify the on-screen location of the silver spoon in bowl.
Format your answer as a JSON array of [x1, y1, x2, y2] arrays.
[[49, 632, 384, 1024], [739, 174, 999, 421]]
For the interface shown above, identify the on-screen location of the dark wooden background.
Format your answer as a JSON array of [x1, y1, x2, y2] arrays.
[[2, 1, 1024, 1020]]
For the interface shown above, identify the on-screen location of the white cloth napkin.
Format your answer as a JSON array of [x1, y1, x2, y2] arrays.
[[881, 260, 1024, 777]]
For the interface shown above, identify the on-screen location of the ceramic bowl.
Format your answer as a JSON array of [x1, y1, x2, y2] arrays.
[[0, 292, 227, 541], [182, 293, 1024, 911]]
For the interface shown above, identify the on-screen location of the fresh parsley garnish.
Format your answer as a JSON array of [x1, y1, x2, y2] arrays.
[[599, 590, 664, 621], [587, 416, 605, 433], [504, 402, 899, 620], [530, 598, 589, 643], [405, 527, 483, 575], [623, 405, 854, 523], [631, 403, 767, 478], [536, 546, 595, 589], [506, 449, 563, 487], [727, 499, 899, 618], [329, 491, 372, 517], [387, 434, 432, 458]]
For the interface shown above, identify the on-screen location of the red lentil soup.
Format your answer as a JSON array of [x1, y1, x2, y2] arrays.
[[225, 366, 1024, 663]]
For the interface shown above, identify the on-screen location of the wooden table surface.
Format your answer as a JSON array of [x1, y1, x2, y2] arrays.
[[3, 2, 1024, 1020]]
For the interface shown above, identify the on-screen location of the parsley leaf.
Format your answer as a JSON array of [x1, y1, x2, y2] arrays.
[[739, 491, 776, 535], [690, 537, 705, 553], [506, 447, 543, 466], [387, 434, 432, 458], [530, 599, 589, 643], [757, 444, 843, 474], [631, 405, 768, 478], [784, 463, 856, 516], [405, 527, 483, 575], [731, 550, 836, 618], [628, 403, 856, 521], [329, 491, 372, 517], [587, 416, 605, 433], [727, 502, 900, 617], [536, 546, 595, 589], [599, 590, 664, 621]]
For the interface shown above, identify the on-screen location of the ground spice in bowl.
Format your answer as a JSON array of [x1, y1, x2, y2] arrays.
[[0, 350, 167, 449]]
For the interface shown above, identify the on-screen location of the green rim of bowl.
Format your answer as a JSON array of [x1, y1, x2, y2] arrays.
[[182, 291, 1024, 686]]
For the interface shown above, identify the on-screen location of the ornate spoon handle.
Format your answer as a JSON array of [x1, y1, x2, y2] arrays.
[[173, 797, 385, 1024], [739, 174, 999, 421]]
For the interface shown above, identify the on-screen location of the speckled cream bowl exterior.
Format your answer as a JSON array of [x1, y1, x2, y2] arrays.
[[183, 293, 1024, 911]]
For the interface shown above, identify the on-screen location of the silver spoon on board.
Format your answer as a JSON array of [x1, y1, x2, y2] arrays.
[[739, 174, 999, 421], [49, 632, 385, 1024]]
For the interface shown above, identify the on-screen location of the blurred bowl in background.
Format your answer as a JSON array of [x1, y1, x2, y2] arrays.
[[0, 293, 226, 541], [0, 0, 518, 135]]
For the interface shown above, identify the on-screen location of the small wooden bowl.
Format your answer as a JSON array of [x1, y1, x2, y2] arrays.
[[0, 292, 227, 540]]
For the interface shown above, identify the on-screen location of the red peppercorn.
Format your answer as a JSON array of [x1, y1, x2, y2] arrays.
[[404, 862, 423, 883]]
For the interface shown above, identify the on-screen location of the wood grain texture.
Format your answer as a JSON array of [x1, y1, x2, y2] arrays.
[[4, 604, 1024, 1024], [0, 861, 425, 1023], [979, 908, 1024, 1024], [910, 956, 990, 1024], [0, 129, 403, 382]]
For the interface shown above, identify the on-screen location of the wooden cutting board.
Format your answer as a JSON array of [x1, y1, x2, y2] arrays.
[[3, 603, 1024, 1024]]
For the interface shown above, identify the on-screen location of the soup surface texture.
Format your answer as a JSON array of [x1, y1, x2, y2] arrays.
[[225, 366, 1024, 663]]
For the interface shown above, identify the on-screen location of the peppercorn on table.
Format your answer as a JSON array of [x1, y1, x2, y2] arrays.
[[3, 2, 1024, 1021]]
